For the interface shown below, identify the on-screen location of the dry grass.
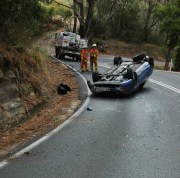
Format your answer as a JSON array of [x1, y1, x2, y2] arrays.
[[0, 31, 80, 159], [98, 39, 165, 61]]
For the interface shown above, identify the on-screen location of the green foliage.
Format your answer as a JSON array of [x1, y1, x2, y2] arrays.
[[154, 0, 180, 69], [93, 0, 145, 42], [117, 1, 143, 42], [147, 30, 165, 45], [57, 7, 72, 20], [155, 0, 180, 49], [0, 0, 53, 45], [45, 2, 71, 17], [90, 16, 107, 39]]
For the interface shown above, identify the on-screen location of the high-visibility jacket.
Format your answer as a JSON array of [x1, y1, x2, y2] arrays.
[[81, 49, 88, 62], [90, 48, 98, 60]]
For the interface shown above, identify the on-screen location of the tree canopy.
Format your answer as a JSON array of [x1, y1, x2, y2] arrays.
[[0, 0, 51, 45], [155, 0, 180, 70], [0, 0, 179, 70]]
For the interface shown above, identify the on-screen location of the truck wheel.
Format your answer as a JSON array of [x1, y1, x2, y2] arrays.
[[92, 71, 100, 82], [139, 81, 146, 91], [76, 56, 81, 62], [114, 56, 122, 65], [55, 47, 59, 58], [60, 54, 65, 59]]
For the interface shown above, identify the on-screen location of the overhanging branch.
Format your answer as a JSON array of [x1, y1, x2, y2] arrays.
[[110, 0, 133, 9], [53, 0, 83, 23]]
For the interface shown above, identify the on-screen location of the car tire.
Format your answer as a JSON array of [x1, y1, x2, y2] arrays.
[[92, 71, 100, 82], [126, 67, 133, 79], [133, 53, 146, 62], [133, 72, 138, 84], [126, 67, 137, 83], [114, 56, 122, 65], [139, 81, 146, 91], [148, 57, 154, 68]]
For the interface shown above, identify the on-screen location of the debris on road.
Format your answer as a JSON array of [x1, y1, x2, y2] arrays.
[[87, 106, 92, 111]]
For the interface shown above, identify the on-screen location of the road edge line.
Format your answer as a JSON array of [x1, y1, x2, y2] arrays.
[[0, 55, 91, 169]]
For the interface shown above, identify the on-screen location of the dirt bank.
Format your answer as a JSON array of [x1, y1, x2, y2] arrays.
[[0, 32, 81, 160]]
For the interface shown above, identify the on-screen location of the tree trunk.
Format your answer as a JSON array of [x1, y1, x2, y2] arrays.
[[74, 0, 85, 37], [74, 0, 96, 38], [143, 0, 154, 42], [73, 17, 77, 33], [85, 0, 95, 37], [73, 0, 77, 33], [164, 48, 172, 70]]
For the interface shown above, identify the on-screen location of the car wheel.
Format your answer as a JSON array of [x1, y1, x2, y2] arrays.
[[126, 67, 133, 79], [133, 72, 138, 84], [61, 54, 65, 59], [114, 56, 122, 65], [92, 71, 100, 82], [93, 91, 98, 96], [126, 67, 137, 83], [148, 57, 154, 68], [139, 81, 145, 91], [133, 53, 146, 62]]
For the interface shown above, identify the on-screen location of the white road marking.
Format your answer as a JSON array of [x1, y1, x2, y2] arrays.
[[0, 55, 91, 169], [99, 63, 111, 69], [149, 79, 180, 94], [0, 57, 179, 169]]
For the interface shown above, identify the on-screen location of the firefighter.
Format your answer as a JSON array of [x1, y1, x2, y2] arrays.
[[90, 44, 98, 71], [80, 46, 89, 72]]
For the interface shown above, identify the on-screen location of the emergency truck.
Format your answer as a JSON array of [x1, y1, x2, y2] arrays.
[[55, 31, 88, 61]]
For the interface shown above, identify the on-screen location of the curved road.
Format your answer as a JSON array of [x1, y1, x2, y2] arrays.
[[0, 55, 180, 178]]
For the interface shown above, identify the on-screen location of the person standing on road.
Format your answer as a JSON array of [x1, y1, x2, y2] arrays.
[[90, 44, 98, 71], [80, 46, 89, 72]]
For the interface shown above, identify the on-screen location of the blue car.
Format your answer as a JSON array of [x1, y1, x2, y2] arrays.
[[87, 53, 154, 95]]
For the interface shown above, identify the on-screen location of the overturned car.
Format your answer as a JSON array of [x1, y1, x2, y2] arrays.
[[88, 53, 154, 95]]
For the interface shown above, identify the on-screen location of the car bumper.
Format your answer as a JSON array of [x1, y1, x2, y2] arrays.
[[94, 86, 132, 94], [87, 81, 132, 94]]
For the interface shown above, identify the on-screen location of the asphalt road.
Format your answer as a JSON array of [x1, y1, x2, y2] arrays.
[[0, 55, 179, 178]]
